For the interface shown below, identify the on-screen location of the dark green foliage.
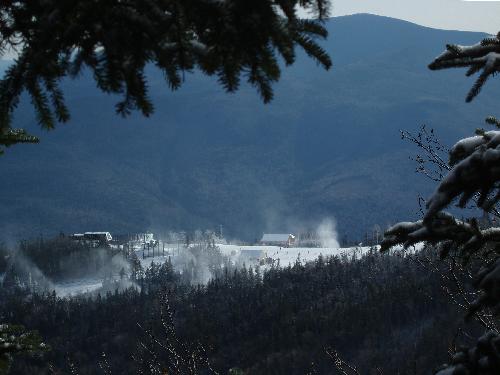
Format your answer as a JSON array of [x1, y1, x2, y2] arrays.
[[0, 324, 48, 375], [485, 116, 500, 129], [134, 292, 218, 374], [0, 0, 331, 150], [13, 237, 124, 282], [0, 249, 477, 374], [0, 129, 38, 155], [435, 331, 500, 375]]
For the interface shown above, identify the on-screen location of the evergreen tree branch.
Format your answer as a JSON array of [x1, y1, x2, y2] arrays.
[[0, 324, 48, 374], [0, 0, 332, 149], [0, 128, 39, 155], [435, 331, 500, 375], [429, 33, 500, 102]]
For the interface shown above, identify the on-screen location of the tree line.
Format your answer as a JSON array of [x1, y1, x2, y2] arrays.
[[0, 241, 483, 374]]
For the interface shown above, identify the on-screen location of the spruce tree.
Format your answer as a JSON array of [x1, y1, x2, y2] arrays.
[[0, 324, 48, 374], [0, 0, 332, 153], [381, 32, 500, 374]]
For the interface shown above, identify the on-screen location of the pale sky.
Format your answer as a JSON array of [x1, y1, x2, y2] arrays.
[[302, 0, 500, 34]]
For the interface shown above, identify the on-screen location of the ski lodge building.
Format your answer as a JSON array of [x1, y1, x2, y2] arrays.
[[259, 233, 296, 247], [70, 232, 113, 247]]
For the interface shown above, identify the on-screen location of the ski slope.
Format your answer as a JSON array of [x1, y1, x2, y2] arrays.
[[50, 243, 417, 297], [218, 244, 376, 267]]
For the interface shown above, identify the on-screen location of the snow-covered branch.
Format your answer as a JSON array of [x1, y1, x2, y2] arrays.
[[0, 128, 39, 154], [425, 130, 500, 219], [429, 34, 500, 102], [435, 331, 500, 375], [381, 213, 500, 256], [383, 124, 500, 318], [471, 259, 500, 316]]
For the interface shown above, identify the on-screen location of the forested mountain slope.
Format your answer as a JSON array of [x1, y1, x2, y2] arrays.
[[1, 14, 498, 240], [2, 250, 467, 374]]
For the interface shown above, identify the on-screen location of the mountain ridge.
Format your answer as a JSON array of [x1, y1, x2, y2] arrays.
[[0, 14, 498, 241]]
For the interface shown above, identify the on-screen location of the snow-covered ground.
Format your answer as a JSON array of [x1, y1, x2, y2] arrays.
[[47, 242, 419, 297], [53, 279, 103, 297], [218, 244, 375, 267], [133, 243, 378, 270]]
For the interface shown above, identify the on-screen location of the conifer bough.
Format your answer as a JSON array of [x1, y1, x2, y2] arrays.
[[429, 32, 500, 103], [0, 324, 48, 374], [383, 32, 500, 375], [0, 0, 332, 150]]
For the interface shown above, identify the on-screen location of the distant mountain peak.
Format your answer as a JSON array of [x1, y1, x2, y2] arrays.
[[1, 15, 497, 241]]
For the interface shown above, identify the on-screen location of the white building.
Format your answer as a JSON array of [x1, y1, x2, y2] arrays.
[[71, 232, 113, 247], [84, 232, 113, 242], [260, 234, 296, 247]]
